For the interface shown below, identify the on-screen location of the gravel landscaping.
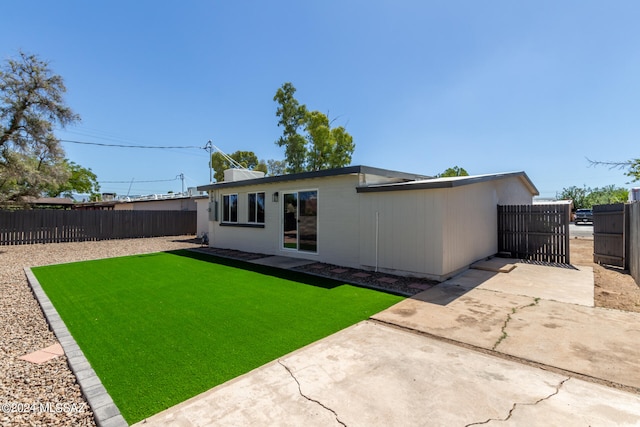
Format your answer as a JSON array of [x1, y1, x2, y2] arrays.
[[0, 236, 199, 427]]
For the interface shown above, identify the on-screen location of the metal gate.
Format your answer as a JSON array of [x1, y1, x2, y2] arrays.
[[593, 203, 629, 268]]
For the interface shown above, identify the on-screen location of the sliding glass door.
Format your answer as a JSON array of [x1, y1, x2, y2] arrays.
[[282, 190, 317, 252]]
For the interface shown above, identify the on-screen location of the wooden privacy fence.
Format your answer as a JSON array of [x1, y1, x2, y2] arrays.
[[593, 203, 628, 268], [594, 202, 640, 286], [0, 210, 196, 245], [498, 204, 570, 264], [628, 202, 640, 286]]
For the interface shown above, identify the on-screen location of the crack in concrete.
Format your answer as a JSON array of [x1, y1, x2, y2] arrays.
[[465, 377, 571, 426], [492, 297, 540, 351], [278, 360, 347, 427]]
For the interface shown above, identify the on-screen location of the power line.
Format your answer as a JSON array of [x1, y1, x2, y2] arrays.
[[100, 177, 179, 184], [60, 139, 203, 150]]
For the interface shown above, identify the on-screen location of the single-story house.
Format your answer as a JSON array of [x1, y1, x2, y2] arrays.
[[197, 165, 538, 281]]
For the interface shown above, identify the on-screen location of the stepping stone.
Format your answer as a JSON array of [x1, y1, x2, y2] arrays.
[[409, 283, 432, 290], [330, 268, 349, 273], [309, 264, 326, 269], [378, 277, 399, 284], [352, 272, 371, 278], [19, 343, 64, 364]]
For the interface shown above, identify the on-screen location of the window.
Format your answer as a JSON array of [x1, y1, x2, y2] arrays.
[[248, 192, 265, 223], [222, 194, 238, 223]]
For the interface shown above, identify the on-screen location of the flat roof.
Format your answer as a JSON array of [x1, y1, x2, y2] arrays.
[[355, 171, 539, 195], [197, 165, 431, 191], [197, 166, 539, 196]]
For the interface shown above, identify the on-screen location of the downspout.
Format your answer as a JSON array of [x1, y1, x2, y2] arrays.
[[375, 211, 379, 273]]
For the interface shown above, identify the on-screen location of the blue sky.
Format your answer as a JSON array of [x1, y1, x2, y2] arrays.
[[2, 1, 639, 198]]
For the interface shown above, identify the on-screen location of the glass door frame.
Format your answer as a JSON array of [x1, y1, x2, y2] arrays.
[[281, 189, 318, 253]]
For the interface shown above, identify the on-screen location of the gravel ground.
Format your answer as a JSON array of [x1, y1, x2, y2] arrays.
[[0, 236, 199, 427]]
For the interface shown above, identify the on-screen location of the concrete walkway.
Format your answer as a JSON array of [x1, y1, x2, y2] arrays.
[[373, 259, 640, 391], [135, 321, 640, 426], [134, 258, 640, 426]]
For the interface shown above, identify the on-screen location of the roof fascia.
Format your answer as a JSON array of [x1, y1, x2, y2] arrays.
[[197, 165, 430, 191], [357, 171, 539, 195]]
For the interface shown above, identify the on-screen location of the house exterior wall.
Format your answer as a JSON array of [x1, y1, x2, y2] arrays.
[[359, 176, 534, 280], [195, 198, 210, 237], [494, 176, 535, 205], [439, 182, 500, 278], [113, 198, 199, 211], [202, 170, 535, 281], [358, 190, 444, 277], [207, 174, 362, 267]]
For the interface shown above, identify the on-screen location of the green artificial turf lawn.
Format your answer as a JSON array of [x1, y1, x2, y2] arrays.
[[32, 250, 403, 423]]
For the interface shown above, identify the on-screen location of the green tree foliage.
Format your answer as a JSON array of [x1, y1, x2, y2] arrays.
[[254, 160, 268, 175], [556, 186, 590, 209], [625, 159, 640, 181], [438, 166, 469, 177], [0, 51, 80, 204], [556, 185, 628, 209], [274, 83, 308, 173], [266, 159, 286, 176], [274, 82, 355, 173], [210, 150, 265, 182], [44, 160, 100, 199], [587, 185, 628, 206]]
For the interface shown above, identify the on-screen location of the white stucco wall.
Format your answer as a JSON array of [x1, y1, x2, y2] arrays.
[[195, 198, 210, 238], [358, 176, 535, 280], [207, 174, 363, 267], [203, 171, 535, 280], [359, 190, 444, 277]]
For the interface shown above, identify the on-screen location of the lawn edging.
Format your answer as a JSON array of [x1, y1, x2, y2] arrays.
[[24, 267, 128, 427]]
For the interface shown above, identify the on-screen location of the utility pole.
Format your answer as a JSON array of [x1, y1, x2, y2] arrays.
[[177, 173, 185, 193], [204, 140, 213, 183]]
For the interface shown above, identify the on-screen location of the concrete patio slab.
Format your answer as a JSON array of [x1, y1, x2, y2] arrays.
[[373, 261, 640, 390], [501, 376, 640, 426], [444, 261, 594, 306], [498, 299, 640, 390], [134, 321, 640, 426], [471, 258, 518, 273], [373, 287, 535, 349]]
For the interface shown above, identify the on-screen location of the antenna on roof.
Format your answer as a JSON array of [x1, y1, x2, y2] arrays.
[[211, 144, 247, 170], [203, 140, 256, 182]]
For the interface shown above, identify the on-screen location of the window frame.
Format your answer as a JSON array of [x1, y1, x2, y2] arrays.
[[222, 193, 238, 223], [247, 191, 266, 224]]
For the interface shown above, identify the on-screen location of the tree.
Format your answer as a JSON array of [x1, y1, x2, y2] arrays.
[[438, 166, 469, 177], [587, 158, 640, 182], [274, 82, 355, 173], [0, 51, 80, 204], [274, 82, 308, 173], [210, 150, 264, 182], [556, 185, 591, 209], [556, 185, 628, 209], [266, 159, 286, 176], [44, 160, 100, 199], [586, 185, 628, 206], [305, 111, 355, 171]]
